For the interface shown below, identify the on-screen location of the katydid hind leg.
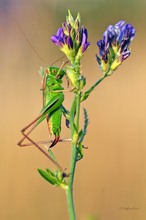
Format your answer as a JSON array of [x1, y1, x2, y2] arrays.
[[20, 138, 72, 147], [17, 112, 46, 146], [18, 95, 61, 146], [22, 131, 65, 172]]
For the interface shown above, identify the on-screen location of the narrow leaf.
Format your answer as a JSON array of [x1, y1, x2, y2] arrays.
[[48, 148, 56, 161], [37, 169, 58, 185], [83, 107, 89, 136], [79, 108, 89, 143]]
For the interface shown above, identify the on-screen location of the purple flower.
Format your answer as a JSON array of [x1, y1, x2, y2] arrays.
[[96, 21, 136, 75], [51, 10, 90, 62], [80, 28, 90, 53], [51, 28, 73, 49]]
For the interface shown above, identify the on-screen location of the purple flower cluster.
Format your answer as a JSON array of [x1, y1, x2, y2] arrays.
[[51, 11, 90, 62], [51, 26, 89, 54], [51, 11, 136, 75], [96, 21, 136, 74]]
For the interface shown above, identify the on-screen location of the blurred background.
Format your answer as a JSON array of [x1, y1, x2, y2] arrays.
[[1, 0, 146, 219]]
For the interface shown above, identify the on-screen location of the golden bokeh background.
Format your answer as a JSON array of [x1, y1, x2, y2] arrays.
[[1, 0, 146, 219]]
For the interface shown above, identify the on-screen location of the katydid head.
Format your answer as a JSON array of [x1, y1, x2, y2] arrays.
[[43, 68, 64, 92], [46, 66, 66, 80]]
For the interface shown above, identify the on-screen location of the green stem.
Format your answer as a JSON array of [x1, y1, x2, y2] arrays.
[[65, 96, 77, 220], [65, 63, 81, 220], [81, 74, 106, 101], [66, 141, 77, 220], [75, 91, 81, 129]]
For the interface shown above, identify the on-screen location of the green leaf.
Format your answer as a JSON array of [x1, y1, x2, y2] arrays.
[[79, 108, 89, 143], [37, 168, 69, 189], [83, 107, 89, 136], [47, 148, 56, 161], [38, 169, 58, 185], [76, 108, 89, 161]]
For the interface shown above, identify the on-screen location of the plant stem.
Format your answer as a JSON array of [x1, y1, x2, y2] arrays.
[[66, 141, 77, 220], [82, 75, 106, 101], [65, 73, 81, 219]]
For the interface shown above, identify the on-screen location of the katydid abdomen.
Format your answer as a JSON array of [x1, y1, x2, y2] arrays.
[[42, 67, 65, 148], [47, 106, 62, 148]]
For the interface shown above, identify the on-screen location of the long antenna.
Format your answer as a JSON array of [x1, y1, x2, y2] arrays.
[[50, 55, 66, 66], [9, 9, 46, 64], [9, 9, 67, 67], [8, 9, 67, 67]]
